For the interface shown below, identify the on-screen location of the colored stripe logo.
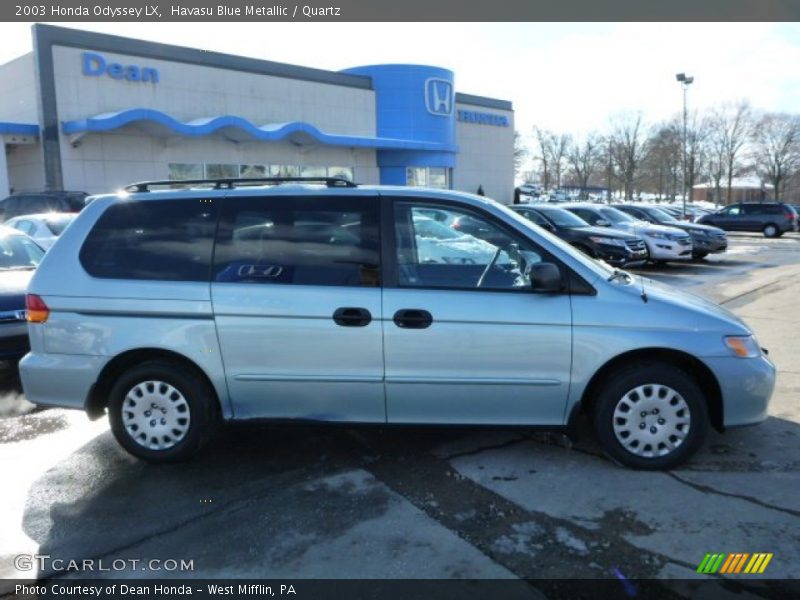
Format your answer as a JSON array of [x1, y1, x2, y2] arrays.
[[697, 553, 773, 574]]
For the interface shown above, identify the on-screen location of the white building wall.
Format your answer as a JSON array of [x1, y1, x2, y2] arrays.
[[0, 53, 39, 123], [6, 143, 45, 193], [453, 103, 515, 204], [52, 46, 376, 134], [52, 46, 379, 193]]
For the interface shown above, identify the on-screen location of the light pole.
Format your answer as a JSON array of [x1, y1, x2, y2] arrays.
[[675, 73, 694, 219]]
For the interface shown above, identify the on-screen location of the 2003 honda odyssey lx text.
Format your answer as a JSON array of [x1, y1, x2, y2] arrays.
[[20, 178, 776, 469]]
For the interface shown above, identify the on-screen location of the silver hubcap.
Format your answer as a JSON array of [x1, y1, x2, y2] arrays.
[[122, 380, 191, 451], [765, 226, 776, 236], [612, 384, 691, 458]]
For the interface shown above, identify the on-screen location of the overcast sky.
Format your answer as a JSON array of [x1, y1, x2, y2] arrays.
[[2, 22, 799, 142]]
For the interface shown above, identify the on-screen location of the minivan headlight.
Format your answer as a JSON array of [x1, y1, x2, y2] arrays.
[[724, 335, 761, 358], [589, 236, 626, 247]]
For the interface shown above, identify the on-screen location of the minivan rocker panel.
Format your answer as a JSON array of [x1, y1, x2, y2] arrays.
[[20, 183, 776, 469]]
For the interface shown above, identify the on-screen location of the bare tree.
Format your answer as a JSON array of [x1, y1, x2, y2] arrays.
[[532, 127, 552, 190], [686, 110, 711, 196], [567, 133, 602, 197], [750, 112, 800, 202], [513, 130, 528, 180], [709, 101, 751, 204], [643, 122, 681, 200], [549, 132, 572, 189], [607, 112, 648, 200]]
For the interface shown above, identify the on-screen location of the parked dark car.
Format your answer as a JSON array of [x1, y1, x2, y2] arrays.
[[0, 191, 88, 222], [0, 226, 45, 360], [697, 202, 797, 238], [511, 204, 648, 267], [614, 204, 728, 260]]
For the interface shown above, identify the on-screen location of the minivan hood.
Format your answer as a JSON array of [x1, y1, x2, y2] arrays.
[[639, 276, 750, 334]]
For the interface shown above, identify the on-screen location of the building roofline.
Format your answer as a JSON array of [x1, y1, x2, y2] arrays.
[[32, 24, 374, 90], [455, 93, 513, 111]]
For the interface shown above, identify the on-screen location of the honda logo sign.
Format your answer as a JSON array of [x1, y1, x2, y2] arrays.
[[425, 78, 453, 117]]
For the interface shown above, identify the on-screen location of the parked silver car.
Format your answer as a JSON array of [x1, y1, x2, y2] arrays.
[[20, 178, 776, 469]]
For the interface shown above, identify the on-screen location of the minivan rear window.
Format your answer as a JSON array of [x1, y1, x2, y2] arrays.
[[79, 199, 217, 281], [213, 196, 380, 287]]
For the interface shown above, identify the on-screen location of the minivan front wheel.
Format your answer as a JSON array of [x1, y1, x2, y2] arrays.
[[108, 360, 219, 462], [593, 362, 708, 469]]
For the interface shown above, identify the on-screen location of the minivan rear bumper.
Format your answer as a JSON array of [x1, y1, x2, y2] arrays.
[[19, 352, 106, 411], [704, 354, 776, 427]]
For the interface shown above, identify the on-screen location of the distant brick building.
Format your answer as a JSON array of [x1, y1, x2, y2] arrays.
[[692, 177, 773, 205]]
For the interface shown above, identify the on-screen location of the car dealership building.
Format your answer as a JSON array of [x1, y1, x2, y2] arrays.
[[0, 24, 515, 201]]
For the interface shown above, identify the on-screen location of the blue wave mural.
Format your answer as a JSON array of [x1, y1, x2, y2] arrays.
[[62, 109, 457, 152]]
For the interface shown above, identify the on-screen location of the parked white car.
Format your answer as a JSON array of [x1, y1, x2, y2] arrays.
[[563, 203, 693, 262], [4, 213, 77, 250]]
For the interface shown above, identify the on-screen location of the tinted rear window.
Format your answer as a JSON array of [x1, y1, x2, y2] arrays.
[[80, 199, 217, 281], [213, 196, 380, 287]]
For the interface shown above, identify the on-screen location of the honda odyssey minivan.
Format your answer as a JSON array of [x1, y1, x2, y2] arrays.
[[20, 178, 776, 469]]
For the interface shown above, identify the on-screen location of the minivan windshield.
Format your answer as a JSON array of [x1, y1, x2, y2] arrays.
[[536, 207, 591, 229]]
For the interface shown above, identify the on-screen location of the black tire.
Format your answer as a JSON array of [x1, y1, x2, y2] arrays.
[[763, 224, 779, 238], [593, 361, 709, 470], [108, 360, 220, 462], [692, 252, 708, 261]]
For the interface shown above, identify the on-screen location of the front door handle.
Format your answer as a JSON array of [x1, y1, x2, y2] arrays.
[[333, 307, 372, 327], [393, 309, 433, 329]]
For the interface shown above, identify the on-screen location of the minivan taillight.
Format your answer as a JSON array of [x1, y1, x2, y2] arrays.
[[783, 208, 796, 221], [26, 294, 50, 323]]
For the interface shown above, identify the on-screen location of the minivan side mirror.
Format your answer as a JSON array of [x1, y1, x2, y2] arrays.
[[530, 262, 563, 292]]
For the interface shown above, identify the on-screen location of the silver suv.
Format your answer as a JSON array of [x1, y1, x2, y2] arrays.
[[20, 178, 776, 469]]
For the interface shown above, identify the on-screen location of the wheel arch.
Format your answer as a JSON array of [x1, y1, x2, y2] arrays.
[[577, 347, 724, 432], [86, 348, 226, 420]]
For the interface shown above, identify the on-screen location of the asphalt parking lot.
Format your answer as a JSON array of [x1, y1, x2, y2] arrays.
[[0, 232, 798, 594]]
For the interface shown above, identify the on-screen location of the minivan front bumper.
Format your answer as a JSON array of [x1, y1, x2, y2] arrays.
[[704, 354, 777, 428]]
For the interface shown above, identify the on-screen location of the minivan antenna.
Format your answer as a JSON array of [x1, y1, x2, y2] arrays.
[[640, 275, 648, 303]]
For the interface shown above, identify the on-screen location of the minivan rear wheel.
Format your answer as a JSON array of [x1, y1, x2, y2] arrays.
[[763, 224, 779, 238], [108, 360, 219, 462], [593, 362, 709, 470]]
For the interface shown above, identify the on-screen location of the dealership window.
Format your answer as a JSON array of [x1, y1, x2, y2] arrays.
[[80, 199, 217, 281], [328, 167, 354, 181], [169, 163, 203, 181], [406, 167, 450, 189], [213, 196, 380, 287], [271, 165, 301, 178], [300, 165, 327, 178], [206, 164, 239, 179], [240, 165, 268, 178]]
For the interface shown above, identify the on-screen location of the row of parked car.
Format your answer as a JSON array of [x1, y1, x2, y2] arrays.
[[506, 201, 798, 269], [0, 191, 85, 360]]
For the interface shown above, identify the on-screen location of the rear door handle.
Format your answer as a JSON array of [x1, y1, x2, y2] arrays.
[[333, 307, 372, 327], [393, 309, 433, 329]]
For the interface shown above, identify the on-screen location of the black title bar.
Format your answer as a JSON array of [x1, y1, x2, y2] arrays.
[[4, 0, 800, 21]]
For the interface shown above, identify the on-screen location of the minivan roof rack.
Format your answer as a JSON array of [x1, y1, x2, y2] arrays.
[[123, 177, 358, 193]]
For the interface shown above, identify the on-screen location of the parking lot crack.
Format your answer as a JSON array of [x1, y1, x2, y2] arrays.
[[666, 472, 800, 518], [441, 436, 530, 460]]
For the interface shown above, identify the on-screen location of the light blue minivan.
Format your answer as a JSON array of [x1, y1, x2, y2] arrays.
[[20, 178, 776, 469]]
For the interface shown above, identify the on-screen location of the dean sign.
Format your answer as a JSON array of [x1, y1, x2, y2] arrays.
[[82, 52, 160, 83]]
